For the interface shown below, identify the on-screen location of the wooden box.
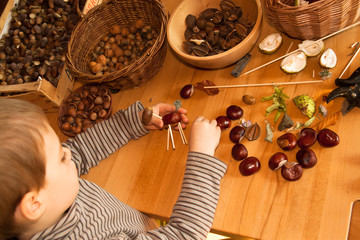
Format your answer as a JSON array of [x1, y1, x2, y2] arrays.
[[0, 0, 74, 112]]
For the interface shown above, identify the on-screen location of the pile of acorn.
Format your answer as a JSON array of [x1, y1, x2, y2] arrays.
[[58, 84, 112, 136], [89, 19, 158, 75], [0, 0, 79, 89]]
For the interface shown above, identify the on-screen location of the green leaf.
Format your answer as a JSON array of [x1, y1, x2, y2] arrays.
[[174, 100, 182, 110]]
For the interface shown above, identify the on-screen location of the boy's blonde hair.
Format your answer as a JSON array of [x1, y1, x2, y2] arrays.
[[0, 99, 48, 239]]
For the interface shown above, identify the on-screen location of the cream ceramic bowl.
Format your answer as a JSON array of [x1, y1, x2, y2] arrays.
[[167, 0, 262, 69]]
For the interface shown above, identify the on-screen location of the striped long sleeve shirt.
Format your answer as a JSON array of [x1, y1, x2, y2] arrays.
[[31, 101, 227, 240]]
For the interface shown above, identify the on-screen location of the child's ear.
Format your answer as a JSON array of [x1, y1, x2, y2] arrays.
[[17, 191, 45, 220]]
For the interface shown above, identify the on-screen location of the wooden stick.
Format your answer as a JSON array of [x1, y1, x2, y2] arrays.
[[153, 113, 162, 119], [286, 41, 293, 54], [203, 80, 323, 89], [168, 124, 175, 150], [167, 127, 170, 150], [178, 122, 185, 144], [178, 122, 188, 145], [339, 44, 360, 78], [241, 21, 360, 77]]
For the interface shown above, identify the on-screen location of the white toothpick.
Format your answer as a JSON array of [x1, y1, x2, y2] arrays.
[[286, 41, 294, 54], [339, 42, 360, 78], [178, 122, 188, 145], [167, 127, 170, 151], [168, 124, 175, 150], [153, 113, 162, 119]]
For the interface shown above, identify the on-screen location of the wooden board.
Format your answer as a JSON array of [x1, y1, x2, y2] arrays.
[[48, 0, 360, 239]]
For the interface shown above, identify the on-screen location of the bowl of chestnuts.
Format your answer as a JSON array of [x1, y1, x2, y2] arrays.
[[58, 84, 112, 137], [167, 0, 262, 69]]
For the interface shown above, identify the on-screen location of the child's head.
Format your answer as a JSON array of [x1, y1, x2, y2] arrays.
[[0, 99, 79, 239]]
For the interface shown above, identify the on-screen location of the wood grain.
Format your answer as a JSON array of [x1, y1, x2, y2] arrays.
[[47, 0, 360, 239]]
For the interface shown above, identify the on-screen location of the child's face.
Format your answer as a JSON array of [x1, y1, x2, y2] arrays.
[[40, 126, 79, 221]]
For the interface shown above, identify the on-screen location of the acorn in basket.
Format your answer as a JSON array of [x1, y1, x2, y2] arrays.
[[89, 19, 159, 75], [58, 84, 112, 137]]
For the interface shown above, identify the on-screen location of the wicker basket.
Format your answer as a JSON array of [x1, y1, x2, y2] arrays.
[[264, 0, 360, 40], [66, 0, 168, 90]]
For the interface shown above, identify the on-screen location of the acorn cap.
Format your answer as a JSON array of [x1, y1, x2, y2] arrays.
[[258, 33, 283, 54], [299, 40, 324, 57], [280, 51, 307, 74], [320, 48, 337, 68]]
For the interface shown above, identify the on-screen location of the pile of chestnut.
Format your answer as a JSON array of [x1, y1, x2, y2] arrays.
[[58, 85, 112, 136], [216, 104, 262, 176], [269, 128, 340, 181]]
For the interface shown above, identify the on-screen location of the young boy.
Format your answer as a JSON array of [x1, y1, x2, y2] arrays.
[[0, 99, 227, 240]]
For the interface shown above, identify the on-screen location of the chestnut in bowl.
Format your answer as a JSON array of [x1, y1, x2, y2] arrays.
[[296, 147, 317, 168], [317, 128, 340, 148], [226, 105, 244, 120], [277, 133, 297, 151], [216, 115, 231, 130], [229, 125, 246, 143], [281, 162, 303, 181], [231, 143, 248, 161], [239, 157, 261, 176], [298, 127, 317, 148], [268, 152, 287, 171]]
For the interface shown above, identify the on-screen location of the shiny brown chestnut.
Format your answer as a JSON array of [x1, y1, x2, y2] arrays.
[[296, 147, 317, 168], [180, 84, 194, 99], [216, 115, 231, 130], [277, 133, 297, 151], [229, 125, 245, 143], [281, 162, 303, 181], [298, 127, 317, 148], [226, 105, 243, 120], [231, 143, 248, 161], [268, 152, 288, 170], [162, 112, 182, 125], [239, 157, 261, 176], [317, 128, 340, 148]]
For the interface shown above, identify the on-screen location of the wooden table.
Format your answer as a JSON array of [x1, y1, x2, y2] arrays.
[[49, 1, 360, 239]]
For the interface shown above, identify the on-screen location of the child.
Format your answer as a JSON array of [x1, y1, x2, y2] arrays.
[[0, 99, 227, 240]]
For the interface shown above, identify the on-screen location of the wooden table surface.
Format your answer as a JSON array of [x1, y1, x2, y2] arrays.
[[48, 1, 360, 239]]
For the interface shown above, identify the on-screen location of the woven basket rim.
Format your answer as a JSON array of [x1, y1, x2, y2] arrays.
[[268, 0, 340, 11]]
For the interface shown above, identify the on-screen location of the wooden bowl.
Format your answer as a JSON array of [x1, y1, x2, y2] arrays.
[[58, 84, 112, 137], [167, 0, 262, 69]]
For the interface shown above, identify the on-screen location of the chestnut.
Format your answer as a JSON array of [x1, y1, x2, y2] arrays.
[[277, 133, 297, 151], [281, 162, 303, 181], [317, 128, 340, 148], [226, 105, 243, 120], [296, 147, 317, 168], [216, 115, 231, 130], [162, 111, 182, 125], [298, 127, 317, 148], [268, 152, 287, 171], [229, 125, 245, 143], [180, 84, 194, 99], [239, 157, 261, 176], [231, 143, 248, 161]]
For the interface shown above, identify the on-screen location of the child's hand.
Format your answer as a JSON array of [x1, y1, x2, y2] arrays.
[[141, 103, 188, 130], [189, 116, 221, 156]]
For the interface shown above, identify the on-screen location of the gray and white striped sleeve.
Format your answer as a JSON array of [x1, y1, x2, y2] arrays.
[[63, 101, 148, 175], [135, 152, 227, 240]]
